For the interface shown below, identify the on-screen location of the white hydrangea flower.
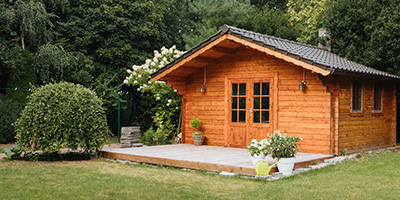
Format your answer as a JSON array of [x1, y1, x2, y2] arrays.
[[167, 99, 172, 103], [127, 69, 132, 73], [148, 81, 152, 84], [138, 74, 142, 78], [156, 97, 160, 100], [123, 79, 129, 84], [133, 80, 138, 84]]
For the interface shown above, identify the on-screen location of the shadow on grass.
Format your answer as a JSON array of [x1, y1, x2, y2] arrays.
[[12, 151, 94, 161]]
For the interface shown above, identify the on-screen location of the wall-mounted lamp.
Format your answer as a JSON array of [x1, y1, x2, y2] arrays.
[[200, 66, 207, 93], [299, 69, 307, 91]]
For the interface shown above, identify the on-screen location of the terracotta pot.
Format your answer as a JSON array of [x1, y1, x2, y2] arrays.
[[192, 135, 205, 146]]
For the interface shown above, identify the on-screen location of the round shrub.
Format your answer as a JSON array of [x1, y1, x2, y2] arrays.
[[14, 82, 111, 153], [0, 98, 22, 143]]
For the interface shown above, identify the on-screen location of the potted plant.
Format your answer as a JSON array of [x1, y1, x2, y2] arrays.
[[247, 139, 269, 166], [266, 130, 302, 175], [190, 116, 204, 146]]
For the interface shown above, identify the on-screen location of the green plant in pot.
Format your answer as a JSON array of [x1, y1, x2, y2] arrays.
[[266, 130, 302, 175], [190, 116, 204, 146]]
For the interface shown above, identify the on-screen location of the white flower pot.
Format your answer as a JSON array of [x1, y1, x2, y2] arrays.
[[251, 153, 266, 167], [277, 157, 295, 175]]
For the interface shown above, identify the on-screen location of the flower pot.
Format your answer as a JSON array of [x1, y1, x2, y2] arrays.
[[251, 153, 266, 167], [277, 157, 295, 175], [192, 135, 205, 146]]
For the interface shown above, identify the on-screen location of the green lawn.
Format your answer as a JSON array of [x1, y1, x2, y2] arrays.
[[1, 150, 400, 199]]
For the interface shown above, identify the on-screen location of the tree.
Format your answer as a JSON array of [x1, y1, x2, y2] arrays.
[[251, 6, 298, 41], [182, 0, 255, 49], [2, 0, 55, 51], [286, 0, 328, 45], [124, 46, 184, 143], [324, 0, 400, 73]]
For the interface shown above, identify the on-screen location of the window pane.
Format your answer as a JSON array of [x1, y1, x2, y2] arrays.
[[254, 83, 260, 95], [239, 111, 246, 122], [261, 111, 269, 123], [231, 111, 237, 122], [232, 83, 238, 96], [352, 82, 361, 111], [231, 97, 237, 109], [239, 83, 246, 95], [262, 82, 270, 95], [262, 97, 269, 109], [253, 97, 260, 109], [253, 111, 260, 123], [239, 97, 246, 109]]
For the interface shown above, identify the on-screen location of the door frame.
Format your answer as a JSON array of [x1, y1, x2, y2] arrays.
[[224, 73, 278, 147]]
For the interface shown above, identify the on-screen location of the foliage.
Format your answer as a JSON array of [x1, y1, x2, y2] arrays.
[[140, 127, 168, 146], [182, 0, 255, 49], [324, 0, 400, 73], [34, 43, 78, 84], [286, 0, 328, 45], [190, 116, 201, 129], [250, 0, 288, 10], [14, 82, 111, 153], [266, 130, 302, 159], [0, 98, 22, 143], [250, 5, 298, 41], [2, 0, 55, 50], [124, 45, 183, 140], [247, 139, 269, 156], [3, 144, 24, 160], [192, 132, 202, 136], [3, 47, 36, 106]]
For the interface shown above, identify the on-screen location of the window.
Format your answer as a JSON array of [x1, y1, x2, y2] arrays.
[[374, 83, 382, 111], [352, 81, 362, 111], [231, 83, 246, 123], [253, 82, 270, 124]]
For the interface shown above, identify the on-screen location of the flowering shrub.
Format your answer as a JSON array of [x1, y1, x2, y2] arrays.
[[266, 130, 302, 159], [247, 139, 270, 156], [124, 46, 185, 142]]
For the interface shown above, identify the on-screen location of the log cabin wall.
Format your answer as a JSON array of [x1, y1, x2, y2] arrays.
[[181, 47, 332, 154], [337, 76, 396, 153]]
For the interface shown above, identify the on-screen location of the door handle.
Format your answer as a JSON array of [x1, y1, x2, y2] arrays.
[[250, 108, 253, 117]]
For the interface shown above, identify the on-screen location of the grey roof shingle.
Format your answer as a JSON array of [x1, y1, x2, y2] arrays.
[[151, 25, 400, 80]]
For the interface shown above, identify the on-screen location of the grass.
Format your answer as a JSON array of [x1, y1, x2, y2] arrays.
[[1, 150, 400, 199], [0, 143, 14, 153]]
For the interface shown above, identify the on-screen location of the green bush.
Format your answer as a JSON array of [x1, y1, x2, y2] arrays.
[[14, 82, 111, 153], [190, 116, 201, 129], [0, 98, 22, 143], [3, 144, 23, 160], [140, 127, 168, 146]]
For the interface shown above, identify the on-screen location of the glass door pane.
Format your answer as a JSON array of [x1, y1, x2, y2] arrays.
[[252, 82, 270, 124], [231, 82, 246, 123]]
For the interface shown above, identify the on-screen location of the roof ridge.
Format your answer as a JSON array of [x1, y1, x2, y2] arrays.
[[223, 25, 327, 52]]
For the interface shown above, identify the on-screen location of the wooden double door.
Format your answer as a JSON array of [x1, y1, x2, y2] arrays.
[[226, 75, 277, 147]]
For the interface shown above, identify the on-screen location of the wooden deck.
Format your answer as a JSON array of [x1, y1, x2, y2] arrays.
[[101, 144, 332, 176]]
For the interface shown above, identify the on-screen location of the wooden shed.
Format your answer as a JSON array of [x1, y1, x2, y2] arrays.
[[150, 25, 399, 155]]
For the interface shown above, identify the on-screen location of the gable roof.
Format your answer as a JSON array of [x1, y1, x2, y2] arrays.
[[151, 25, 400, 80]]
